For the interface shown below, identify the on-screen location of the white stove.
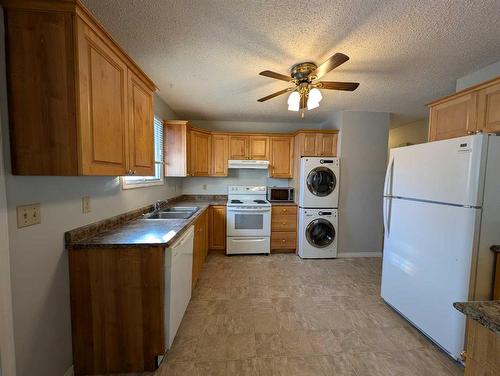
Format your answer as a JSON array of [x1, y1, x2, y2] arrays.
[[226, 186, 271, 255]]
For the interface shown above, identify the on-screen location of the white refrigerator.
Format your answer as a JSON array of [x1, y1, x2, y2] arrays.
[[381, 134, 500, 360]]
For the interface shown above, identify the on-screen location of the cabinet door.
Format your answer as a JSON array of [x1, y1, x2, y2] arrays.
[[190, 130, 211, 176], [302, 133, 317, 156], [211, 135, 228, 176], [128, 71, 154, 176], [249, 136, 270, 160], [477, 82, 500, 134], [428, 93, 477, 142], [315, 133, 338, 156], [270, 136, 294, 178], [229, 136, 249, 159], [77, 20, 128, 175], [209, 206, 226, 250]]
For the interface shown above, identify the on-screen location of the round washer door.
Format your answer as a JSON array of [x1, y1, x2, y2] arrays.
[[306, 167, 337, 197], [305, 218, 336, 248]]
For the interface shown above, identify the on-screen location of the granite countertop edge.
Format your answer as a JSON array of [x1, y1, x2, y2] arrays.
[[66, 197, 227, 250], [453, 301, 500, 335]]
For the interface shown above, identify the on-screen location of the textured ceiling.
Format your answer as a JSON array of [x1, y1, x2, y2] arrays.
[[82, 0, 500, 125]]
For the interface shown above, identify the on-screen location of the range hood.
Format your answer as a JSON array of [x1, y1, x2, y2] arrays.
[[228, 160, 269, 169]]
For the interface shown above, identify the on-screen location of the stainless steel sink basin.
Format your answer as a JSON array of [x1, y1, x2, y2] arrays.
[[143, 207, 198, 220]]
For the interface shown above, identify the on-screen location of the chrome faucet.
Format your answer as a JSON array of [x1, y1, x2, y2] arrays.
[[154, 200, 163, 211]]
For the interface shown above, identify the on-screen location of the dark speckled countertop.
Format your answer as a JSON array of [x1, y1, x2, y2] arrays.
[[66, 196, 226, 250], [453, 301, 500, 335]]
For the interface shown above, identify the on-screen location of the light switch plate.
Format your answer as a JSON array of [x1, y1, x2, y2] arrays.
[[16, 203, 41, 228], [82, 196, 91, 213]]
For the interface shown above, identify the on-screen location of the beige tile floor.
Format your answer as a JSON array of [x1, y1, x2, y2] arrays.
[[150, 254, 464, 375]]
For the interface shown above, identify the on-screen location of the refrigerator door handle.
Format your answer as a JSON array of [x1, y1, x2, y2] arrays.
[[384, 155, 395, 197], [384, 198, 392, 237]]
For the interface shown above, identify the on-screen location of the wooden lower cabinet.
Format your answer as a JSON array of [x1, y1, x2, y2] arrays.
[[271, 205, 297, 253], [464, 319, 500, 375], [209, 206, 226, 251], [192, 210, 208, 289], [69, 247, 164, 375]]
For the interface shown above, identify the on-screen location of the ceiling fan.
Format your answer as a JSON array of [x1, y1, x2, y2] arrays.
[[257, 53, 359, 117]]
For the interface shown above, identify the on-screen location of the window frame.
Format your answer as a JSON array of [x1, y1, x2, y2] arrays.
[[121, 116, 164, 189]]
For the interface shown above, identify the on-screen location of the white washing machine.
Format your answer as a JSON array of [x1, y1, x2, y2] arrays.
[[298, 208, 338, 258], [299, 157, 339, 208]]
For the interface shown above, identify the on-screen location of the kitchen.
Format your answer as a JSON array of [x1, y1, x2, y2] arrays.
[[0, 1, 500, 376]]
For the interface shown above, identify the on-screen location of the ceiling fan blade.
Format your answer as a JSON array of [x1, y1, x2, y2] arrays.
[[313, 53, 350, 79], [259, 70, 291, 82], [317, 81, 359, 91], [257, 87, 293, 102]]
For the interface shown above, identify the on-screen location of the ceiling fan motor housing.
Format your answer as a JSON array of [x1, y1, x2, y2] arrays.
[[291, 62, 318, 82]]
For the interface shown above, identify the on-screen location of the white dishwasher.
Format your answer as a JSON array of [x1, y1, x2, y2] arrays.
[[164, 226, 194, 350]]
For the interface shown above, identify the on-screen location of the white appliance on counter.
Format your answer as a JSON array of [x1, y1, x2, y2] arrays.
[[298, 208, 338, 258], [226, 186, 271, 255], [381, 134, 500, 360], [299, 157, 339, 208], [228, 160, 269, 169], [164, 226, 194, 350]]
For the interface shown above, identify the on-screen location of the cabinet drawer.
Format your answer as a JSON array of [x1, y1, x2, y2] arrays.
[[272, 206, 297, 216], [271, 232, 297, 249], [272, 216, 297, 232]]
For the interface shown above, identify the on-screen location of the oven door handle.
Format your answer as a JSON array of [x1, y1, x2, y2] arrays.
[[230, 238, 268, 242], [227, 208, 271, 213]]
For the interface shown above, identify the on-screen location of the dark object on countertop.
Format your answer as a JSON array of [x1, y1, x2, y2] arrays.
[[491, 245, 500, 252], [453, 301, 500, 335]]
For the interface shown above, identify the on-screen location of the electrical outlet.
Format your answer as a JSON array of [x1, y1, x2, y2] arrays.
[[82, 196, 91, 213], [16, 203, 41, 228], [202, 184, 207, 190]]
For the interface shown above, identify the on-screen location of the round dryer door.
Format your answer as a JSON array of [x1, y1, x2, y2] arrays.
[[306, 167, 337, 197], [305, 218, 336, 248]]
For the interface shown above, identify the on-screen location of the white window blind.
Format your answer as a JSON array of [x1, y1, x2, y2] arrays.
[[122, 116, 164, 188]]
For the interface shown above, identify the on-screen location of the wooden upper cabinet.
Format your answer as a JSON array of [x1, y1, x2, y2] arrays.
[[190, 130, 211, 176], [270, 136, 294, 178], [477, 81, 500, 134], [127, 72, 154, 176], [2, 1, 156, 176], [229, 136, 249, 160], [164, 121, 189, 177], [428, 93, 477, 142], [211, 134, 229, 176], [295, 131, 338, 157], [249, 136, 270, 160], [315, 133, 338, 156]]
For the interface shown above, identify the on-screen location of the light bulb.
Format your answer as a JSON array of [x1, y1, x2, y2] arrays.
[[287, 91, 300, 112], [307, 88, 322, 110]]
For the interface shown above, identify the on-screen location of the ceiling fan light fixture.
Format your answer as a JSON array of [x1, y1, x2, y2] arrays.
[[287, 91, 300, 111], [307, 88, 322, 110]]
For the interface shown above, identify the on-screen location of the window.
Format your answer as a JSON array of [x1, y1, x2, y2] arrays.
[[121, 116, 164, 189]]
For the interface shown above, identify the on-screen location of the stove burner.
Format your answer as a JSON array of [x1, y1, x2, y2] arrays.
[[231, 200, 243, 204], [254, 200, 267, 204]]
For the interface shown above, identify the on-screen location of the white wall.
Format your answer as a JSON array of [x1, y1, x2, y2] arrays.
[[388, 119, 428, 150], [324, 111, 390, 257], [0, 12, 182, 375], [189, 120, 321, 133], [456, 60, 500, 91]]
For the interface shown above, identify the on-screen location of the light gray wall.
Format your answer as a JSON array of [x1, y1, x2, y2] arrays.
[[324, 111, 390, 257], [189, 120, 321, 133], [0, 12, 182, 375], [388, 119, 428, 150], [181, 169, 290, 194], [0, 39, 16, 375], [456, 60, 500, 91]]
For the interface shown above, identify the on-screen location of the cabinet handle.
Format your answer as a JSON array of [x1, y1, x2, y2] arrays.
[[281, 239, 286, 243], [467, 131, 474, 135], [475, 130, 483, 134], [282, 222, 286, 225]]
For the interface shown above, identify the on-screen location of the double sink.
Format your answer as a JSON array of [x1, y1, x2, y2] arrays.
[[143, 206, 199, 220]]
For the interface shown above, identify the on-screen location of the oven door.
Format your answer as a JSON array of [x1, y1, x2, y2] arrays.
[[227, 207, 271, 237]]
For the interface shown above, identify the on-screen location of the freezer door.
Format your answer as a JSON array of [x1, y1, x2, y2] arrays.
[[381, 197, 480, 359], [387, 135, 487, 206]]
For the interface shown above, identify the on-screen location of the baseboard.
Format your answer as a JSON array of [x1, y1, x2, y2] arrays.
[[64, 365, 74, 376], [337, 252, 382, 258]]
